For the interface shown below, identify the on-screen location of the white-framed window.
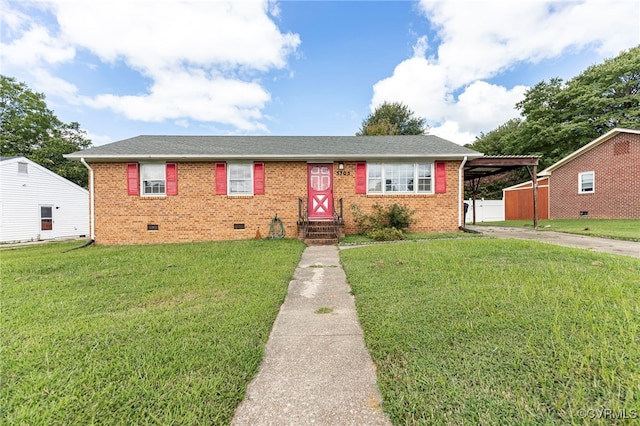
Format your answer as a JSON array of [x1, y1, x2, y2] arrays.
[[417, 163, 432, 192], [578, 171, 594, 194], [18, 162, 28, 174], [228, 163, 253, 195], [40, 205, 53, 231], [367, 162, 433, 194], [141, 163, 166, 195]]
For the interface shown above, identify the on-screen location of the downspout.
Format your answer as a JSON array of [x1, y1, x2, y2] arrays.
[[80, 158, 96, 241], [458, 156, 468, 228]]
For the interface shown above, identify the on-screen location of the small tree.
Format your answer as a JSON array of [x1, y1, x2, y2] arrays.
[[356, 101, 428, 136]]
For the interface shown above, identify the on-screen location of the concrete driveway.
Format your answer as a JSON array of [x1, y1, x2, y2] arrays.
[[466, 226, 640, 258]]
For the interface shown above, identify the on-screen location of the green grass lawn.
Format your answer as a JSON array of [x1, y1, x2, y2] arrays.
[[340, 239, 640, 425], [473, 219, 640, 241], [1, 239, 305, 425], [340, 231, 481, 245]]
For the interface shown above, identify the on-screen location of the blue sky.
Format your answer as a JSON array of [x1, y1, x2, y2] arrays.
[[2, 0, 639, 146]]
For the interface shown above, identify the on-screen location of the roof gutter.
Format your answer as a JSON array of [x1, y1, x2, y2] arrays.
[[67, 153, 484, 162], [458, 156, 468, 228], [80, 158, 96, 240]]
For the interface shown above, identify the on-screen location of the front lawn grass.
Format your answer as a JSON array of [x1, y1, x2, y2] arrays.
[[340, 231, 481, 245], [474, 219, 640, 241], [340, 239, 640, 425], [2, 239, 305, 425]]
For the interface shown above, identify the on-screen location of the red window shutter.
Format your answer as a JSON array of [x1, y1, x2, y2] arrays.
[[215, 163, 227, 195], [254, 162, 265, 195], [127, 163, 139, 195], [166, 163, 178, 195], [435, 161, 446, 194], [355, 162, 367, 194]]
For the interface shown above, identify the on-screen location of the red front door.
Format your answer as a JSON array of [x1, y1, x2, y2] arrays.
[[308, 164, 334, 220]]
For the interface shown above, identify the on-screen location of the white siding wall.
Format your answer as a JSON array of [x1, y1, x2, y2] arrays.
[[0, 158, 89, 243]]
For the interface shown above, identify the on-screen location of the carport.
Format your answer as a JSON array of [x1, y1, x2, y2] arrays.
[[463, 156, 541, 228]]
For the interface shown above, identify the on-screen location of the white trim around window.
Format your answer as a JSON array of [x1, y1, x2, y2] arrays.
[[228, 163, 253, 196], [140, 163, 166, 196], [367, 162, 433, 194], [578, 171, 594, 194]]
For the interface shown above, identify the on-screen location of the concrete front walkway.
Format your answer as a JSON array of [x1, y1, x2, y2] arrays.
[[466, 225, 640, 258], [232, 246, 391, 426]]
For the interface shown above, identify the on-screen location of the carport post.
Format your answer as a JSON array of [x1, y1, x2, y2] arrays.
[[470, 178, 481, 225], [527, 165, 539, 230], [533, 165, 538, 229]]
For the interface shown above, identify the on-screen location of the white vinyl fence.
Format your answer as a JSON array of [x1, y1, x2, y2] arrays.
[[465, 198, 504, 223]]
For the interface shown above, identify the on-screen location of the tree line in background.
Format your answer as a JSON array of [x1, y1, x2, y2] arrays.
[[466, 46, 640, 198], [1, 75, 92, 187]]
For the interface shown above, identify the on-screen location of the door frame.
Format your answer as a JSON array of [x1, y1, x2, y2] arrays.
[[307, 163, 334, 220]]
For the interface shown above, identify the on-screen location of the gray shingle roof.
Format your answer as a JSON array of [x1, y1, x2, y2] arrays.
[[66, 135, 482, 161]]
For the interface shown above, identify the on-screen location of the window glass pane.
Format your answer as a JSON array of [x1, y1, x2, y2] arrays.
[[18, 162, 28, 174], [229, 164, 252, 194], [41, 206, 53, 231], [385, 164, 413, 192], [580, 172, 594, 192], [310, 166, 330, 191], [141, 164, 166, 195], [368, 164, 382, 192], [417, 163, 432, 192], [41, 206, 52, 218], [144, 181, 165, 194]]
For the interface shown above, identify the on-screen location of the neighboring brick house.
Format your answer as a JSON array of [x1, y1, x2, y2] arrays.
[[538, 128, 640, 219], [66, 135, 482, 245]]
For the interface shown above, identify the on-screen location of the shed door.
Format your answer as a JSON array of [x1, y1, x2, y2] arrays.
[[307, 164, 334, 220]]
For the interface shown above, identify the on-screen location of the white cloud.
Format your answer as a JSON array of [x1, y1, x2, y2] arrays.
[[429, 121, 476, 146], [85, 131, 113, 147], [0, 0, 300, 132], [30, 69, 79, 100], [84, 69, 271, 131], [1, 24, 75, 68], [452, 81, 528, 135], [372, 57, 451, 124], [52, 0, 299, 72], [371, 0, 640, 144]]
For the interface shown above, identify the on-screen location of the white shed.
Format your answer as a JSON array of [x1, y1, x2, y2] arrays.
[[0, 157, 89, 243]]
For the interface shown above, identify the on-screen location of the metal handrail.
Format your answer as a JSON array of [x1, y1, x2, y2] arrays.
[[298, 198, 308, 223], [333, 198, 344, 224], [298, 197, 343, 240]]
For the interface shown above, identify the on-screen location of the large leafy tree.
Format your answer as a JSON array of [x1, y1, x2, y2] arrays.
[[1, 75, 92, 187], [356, 101, 428, 135], [515, 48, 640, 166], [467, 46, 640, 197]]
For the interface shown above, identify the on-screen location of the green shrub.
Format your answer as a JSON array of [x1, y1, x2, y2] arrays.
[[350, 202, 416, 234], [368, 227, 405, 241], [350, 203, 372, 235], [384, 203, 415, 230]]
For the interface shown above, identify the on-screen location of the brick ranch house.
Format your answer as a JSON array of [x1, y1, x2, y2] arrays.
[[503, 128, 640, 220], [66, 135, 483, 245]]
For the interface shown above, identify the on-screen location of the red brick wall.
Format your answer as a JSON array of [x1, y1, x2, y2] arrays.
[[91, 160, 463, 245], [334, 161, 461, 235], [549, 133, 640, 219]]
